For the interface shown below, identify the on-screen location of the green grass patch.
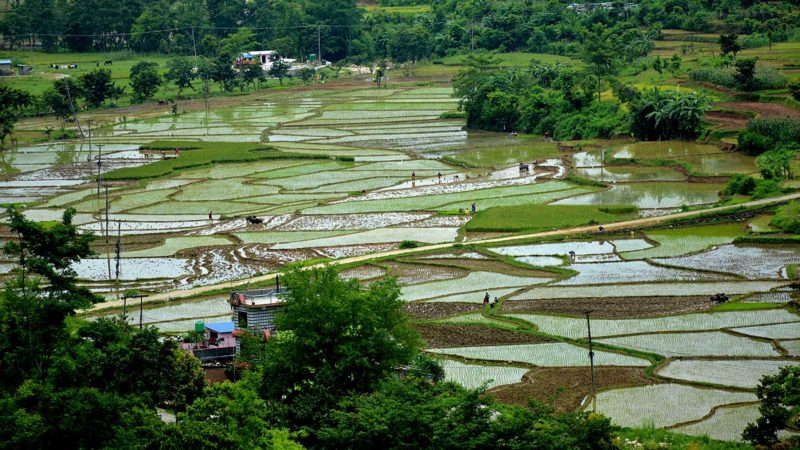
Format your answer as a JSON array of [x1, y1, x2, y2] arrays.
[[466, 204, 638, 233], [710, 301, 782, 312], [734, 235, 800, 244], [564, 175, 607, 187], [617, 427, 752, 450], [103, 140, 326, 180], [770, 200, 800, 234]]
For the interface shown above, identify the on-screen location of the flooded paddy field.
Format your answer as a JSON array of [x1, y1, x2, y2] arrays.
[[8, 82, 798, 443]]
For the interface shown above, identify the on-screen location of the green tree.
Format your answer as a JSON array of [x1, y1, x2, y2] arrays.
[[129, 61, 163, 102], [165, 58, 197, 97], [319, 376, 620, 449], [790, 81, 800, 102], [0, 207, 99, 387], [668, 54, 682, 75], [268, 60, 290, 86], [260, 266, 419, 430], [582, 23, 619, 102], [242, 64, 265, 91], [220, 27, 260, 61], [43, 77, 83, 126], [734, 57, 758, 91], [719, 33, 742, 57], [167, 374, 303, 449], [0, 85, 32, 147], [79, 69, 123, 108], [758, 147, 797, 180], [744, 365, 800, 447]]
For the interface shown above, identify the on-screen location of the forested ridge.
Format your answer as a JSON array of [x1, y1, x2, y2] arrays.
[[1, 0, 799, 62]]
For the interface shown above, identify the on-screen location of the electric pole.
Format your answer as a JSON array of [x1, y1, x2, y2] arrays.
[[585, 310, 597, 413], [96, 144, 103, 198], [317, 24, 322, 65]]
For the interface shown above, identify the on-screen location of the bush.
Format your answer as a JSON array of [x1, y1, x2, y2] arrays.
[[399, 240, 418, 249], [688, 66, 787, 90], [722, 174, 756, 195], [747, 117, 800, 146], [751, 179, 780, 199], [770, 201, 800, 234], [737, 130, 774, 156], [740, 33, 770, 49], [790, 82, 800, 102]]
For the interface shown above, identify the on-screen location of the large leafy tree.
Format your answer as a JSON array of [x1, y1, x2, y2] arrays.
[[319, 377, 620, 449], [43, 78, 82, 125], [165, 58, 197, 97], [581, 23, 619, 102], [0, 85, 32, 147], [129, 61, 163, 102], [260, 266, 419, 431], [79, 69, 124, 108], [268, 60, 290, 86], [719, 32, 742, 57], [744, 365, 800, 447], [0, 207, 206, 449]]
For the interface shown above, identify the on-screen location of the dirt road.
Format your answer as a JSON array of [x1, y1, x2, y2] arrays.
[[86, 192, 800, 312]]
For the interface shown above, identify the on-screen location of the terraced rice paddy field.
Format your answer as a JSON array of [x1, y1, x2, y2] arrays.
[[2, 81, 798, 443]]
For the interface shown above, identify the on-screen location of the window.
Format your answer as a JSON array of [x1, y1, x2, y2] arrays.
[[238, 311, 248, 328]]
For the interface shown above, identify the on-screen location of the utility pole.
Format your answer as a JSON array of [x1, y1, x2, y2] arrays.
[[63, 79, 84, 138], [96, 144, 103, 198], [585, 310, 597, 413], [86, 119, 93, 162], [115, 220, 121, 304], [317, 25, 322, 65], [104, 185, 111, 281]]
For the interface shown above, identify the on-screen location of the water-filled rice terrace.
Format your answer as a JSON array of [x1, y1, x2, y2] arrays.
[[3, 84, 798, 443]]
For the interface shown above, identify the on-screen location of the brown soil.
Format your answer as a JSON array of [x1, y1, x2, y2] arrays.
[[705, 111, 749, 130], [502, 296, 716, 319], [716, 101, 800, 118], [488, 366, 656, 412], [203, 367, 232, 385], [413, 323, 551, 348], [382, 261, 467, 285], [403, 257, 557, 279], [405, 302, 483, 320]]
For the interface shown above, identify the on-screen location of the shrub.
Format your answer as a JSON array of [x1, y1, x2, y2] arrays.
[[770, 201, 800, 234], [399, 240, 418, 249], [747, 117, 800, 146], [737, 130, 774, 156], [722, 174, 757, 196], [688, 66, 787, 90], [439, 111, 466, 119], [790, 82, 800, 102], [751, 179, 780, 199]]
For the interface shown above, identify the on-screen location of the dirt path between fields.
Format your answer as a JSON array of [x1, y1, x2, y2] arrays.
[[86, 192, 800, 312]]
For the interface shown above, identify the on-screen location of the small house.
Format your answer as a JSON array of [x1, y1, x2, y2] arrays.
[[0, 60, 12, 76], [229, 286, 285, 353], [205, 321, 236, 348], [18, 64, 32, 76]]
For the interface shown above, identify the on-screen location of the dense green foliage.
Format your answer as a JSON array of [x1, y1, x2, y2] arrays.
[[3, 0, 798, 62], [318, 377, 619, 449], [129, 61, 163, 102], [739, 118, 800, 180], [688, 64, 788, 91], [259, 267, 420, 431], [743, 365, 800, 447], [0, 208, 206, 449], [628, 88, 709, 140], [454, 55, 709, 141], [0, 85, 32, 146], [720, 174, 779, 199], [770, 201, 800, 234]]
